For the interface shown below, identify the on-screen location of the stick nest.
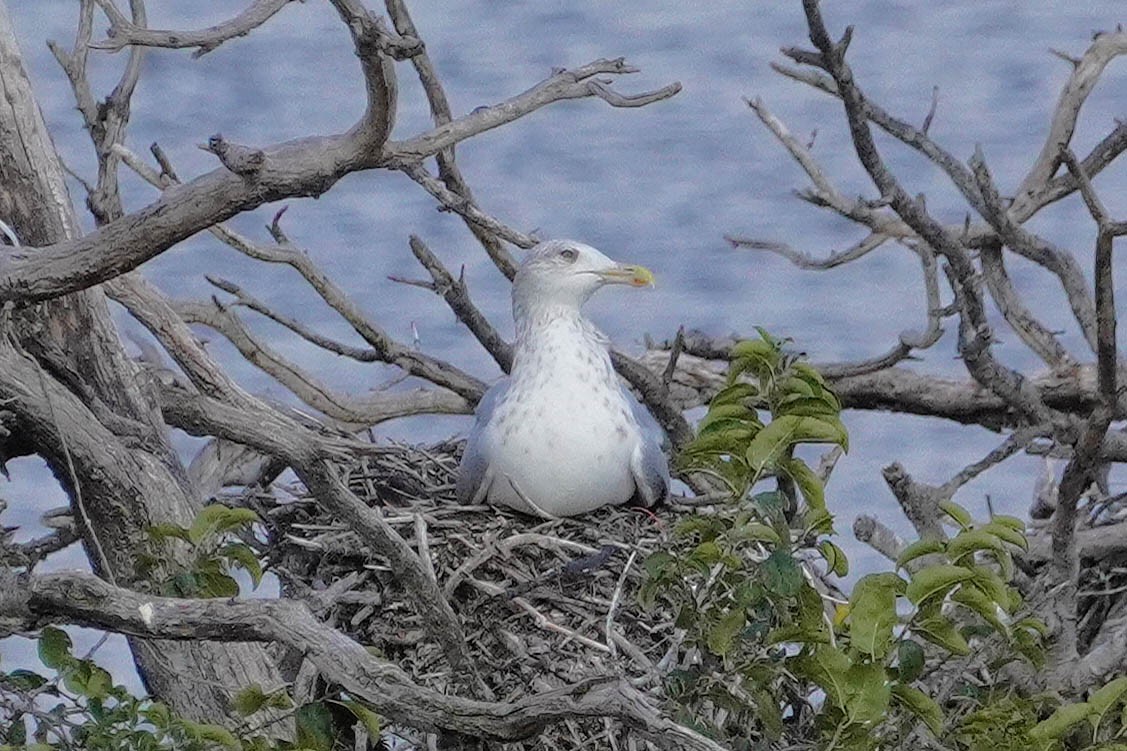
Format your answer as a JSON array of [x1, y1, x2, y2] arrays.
[[258, 441, 689, 749]]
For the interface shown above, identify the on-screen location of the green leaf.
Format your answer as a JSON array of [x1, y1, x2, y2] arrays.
[[767, 622, 832, 646], [980, 520, 1029, 551], [762, 549, 803, 596], [842, 660, 891, 725], [896, 539, 945, 570], [5, 715, 26, 745], [84, 665, 112, 700], [820, 540, 849, 577], [751, 490, 788, 520], [913, 606, 970, 656], [688, 541, 722, 568], [710, 382, 760, 407], [777, 393, 841, 418], [332, 700, 382, 738], [148, 523, 192, 543], [905, 565, 973, 606], [62, 661, 91, 695], [707, 610, 746, 657], [805, 508, 835, 536], [897, 639, 925, 683], [969, 566, 1021, 613], [1089, 676, 1127, 723], [37, 627, 73, 670], [989, 514, 1026, 531], [746, 416, 848, 474], [848, 574, 902, 659], [794, 645, 852, 708], [5, 670, 48, 691], [946, 528, 1005, 562], [141, 702, 172, 729], [730, 338, 780, 374], [753, 686, 784, 740], [220, 542, 264, 588], [197, 571, 240, 598], [952, 584, 1009, 635], [1029, 701, 1093, 740], [643, 551, 675, 578], [188, 504, 259, 545], [791, 361, 828, 388], [891, 684, 944, 735], [232, 684, 270, 717], [181, 720, 241, 749], [675, 515, 726, 541], [938, 500, 973, 530], [729, 521, 782, 546], [296, 702, 336, 751], [682, 426, 757, 457], [698, 404, 760, 433], [779, 457, 827, 514]]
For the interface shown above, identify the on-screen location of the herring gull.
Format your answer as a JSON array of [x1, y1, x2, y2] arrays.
[[456, 239, 670, 518]]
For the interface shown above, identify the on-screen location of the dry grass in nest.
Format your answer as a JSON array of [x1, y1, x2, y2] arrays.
[[255, 441, 702, 749]]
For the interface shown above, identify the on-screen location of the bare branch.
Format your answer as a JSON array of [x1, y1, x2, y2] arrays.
[[7, 45, 674, 303], [113, 143, 487, 403], [153, 382, 485, 692], [969, 146, 1098, 353], [1014, 30, 1127, 204], [91, 0, 296, 58], [172, 297, 471, 424], [795, 2, 1051, 425], [852, 514, 906, 562], [979, 238, 1078, 371], [881, 462, 945, 541], [767, 59, 988, 219], [383, 0, 522, 280], [726, 231, 887, 271], [407, 235, 514, 373], [106, 272, 250, 402], [2, 571, 726, 750], [610, 350, 693, 450], [1019, 120, 1127, 219], [401, 161, 535, 256], [939, 424, 1051, 495], [325, 0, 398, 147], [384, 58, 680, 162]]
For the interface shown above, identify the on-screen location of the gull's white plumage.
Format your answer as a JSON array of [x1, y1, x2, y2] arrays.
[[456, 239, 669, 517]]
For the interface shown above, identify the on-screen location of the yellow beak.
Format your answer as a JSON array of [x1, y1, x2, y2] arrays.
[[596, 264, 655, 288]]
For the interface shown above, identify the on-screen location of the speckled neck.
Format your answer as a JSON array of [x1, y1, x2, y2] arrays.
[[511, 301, 614, 383]]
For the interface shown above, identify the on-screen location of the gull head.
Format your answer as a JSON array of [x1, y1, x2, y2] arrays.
[[513, 239, 654, 313]]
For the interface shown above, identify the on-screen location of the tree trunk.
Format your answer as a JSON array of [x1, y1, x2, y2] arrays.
[[0, 2, 288, 732]]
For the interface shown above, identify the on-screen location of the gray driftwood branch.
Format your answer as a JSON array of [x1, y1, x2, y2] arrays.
[[0, 56, 677, 302], [0, 571, 727, 751]]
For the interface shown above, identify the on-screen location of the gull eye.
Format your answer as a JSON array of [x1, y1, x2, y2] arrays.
[[559, 248, 578, 262]]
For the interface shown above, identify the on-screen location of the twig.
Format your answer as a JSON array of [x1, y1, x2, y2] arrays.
[[3, 571, 728, 751], [91, 0, 296, 58], [407, 236, 514, 373], [605, 549, 639, 659]]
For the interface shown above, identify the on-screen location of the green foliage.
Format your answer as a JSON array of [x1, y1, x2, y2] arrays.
[[1, 637, 384, 751], [1, 503, 387, 749], [637, 333, 1127, 750], [139, 504, 264, 598]]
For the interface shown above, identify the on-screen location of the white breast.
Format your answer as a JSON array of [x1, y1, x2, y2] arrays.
[[481, 319, 641, 516]]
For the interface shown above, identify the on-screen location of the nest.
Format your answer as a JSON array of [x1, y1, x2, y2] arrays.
[[256, 441, 693, 750]]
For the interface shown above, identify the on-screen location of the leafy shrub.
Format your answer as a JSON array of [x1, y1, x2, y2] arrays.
[[639, 332, 1103, 750]]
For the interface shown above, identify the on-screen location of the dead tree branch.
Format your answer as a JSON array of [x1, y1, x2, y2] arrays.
[[1, 571, 727, 750], [2, 57, 676, 302], [91, 0, 299, 58]]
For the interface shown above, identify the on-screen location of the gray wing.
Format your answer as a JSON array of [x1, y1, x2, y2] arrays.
[[456, 378, 509, 504], [626, 391, 671, 506]]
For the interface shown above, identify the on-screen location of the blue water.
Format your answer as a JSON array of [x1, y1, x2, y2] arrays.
[[3, 0, 1124, 690]]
